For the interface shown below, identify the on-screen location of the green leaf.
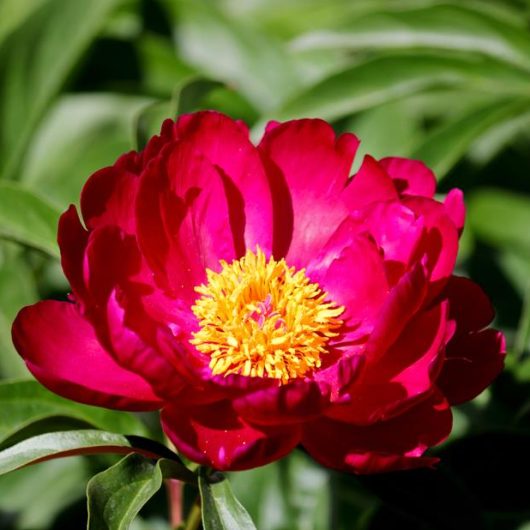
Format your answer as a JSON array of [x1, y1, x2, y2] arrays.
[[411, 98, 530, 179], [292, 4, 530, 72], [0, 0, 121, 180], [0, 181, 61, 257], [274, 53, 530, 122], [0, 380, 149, 446], [87, 453, 195, 530], [164, 0, 300, 111], [0, 0, 47, 46], [21, 93, 153, 209], [0, 430, 180, 476], [199, 467, 257, 530], [0, 244, 38, 378], [468, 188, 530, 253]]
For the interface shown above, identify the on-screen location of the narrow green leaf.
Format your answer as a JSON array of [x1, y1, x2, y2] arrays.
[[199, 467, 257, 530], [0, 0, 121, 180], [165, 0, 300, 111], [0, 380, 149, 446], [275, 53, 530, 122], [0, 181, 61, 257], [87, 453, 195, 530], [412, 98, 530, 179], [468, 188, 530, 253], [292, 4, 530, 72], [21, 94, 153, 209], [0, 430, 179, 476], [0, 0, 47, 46]]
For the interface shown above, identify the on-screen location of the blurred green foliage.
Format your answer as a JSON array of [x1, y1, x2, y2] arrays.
[[1, 0, 530, 528]]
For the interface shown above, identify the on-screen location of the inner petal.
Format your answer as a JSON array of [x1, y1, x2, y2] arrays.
[[190, 247, 344, 384]]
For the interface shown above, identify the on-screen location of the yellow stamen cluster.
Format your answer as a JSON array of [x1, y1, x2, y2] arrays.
[[190, 248, 344, 384]]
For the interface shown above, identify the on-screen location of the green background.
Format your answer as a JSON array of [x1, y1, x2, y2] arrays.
[[1, 0, 530, 528]]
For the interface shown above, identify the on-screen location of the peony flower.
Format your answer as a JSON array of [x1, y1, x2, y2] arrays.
[[12, 111, 505, 473]]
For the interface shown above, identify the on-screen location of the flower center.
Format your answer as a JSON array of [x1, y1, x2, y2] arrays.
[[190, 248, 344, 384]]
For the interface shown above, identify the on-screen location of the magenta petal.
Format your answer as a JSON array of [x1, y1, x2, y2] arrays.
[[57, 206, 90, 305], [105, 291, 189, 400], [136, 143, 236, 297], [444, 188, 466, 235], [327, 302, 447, 425], [302, 391, 451, 474], [438, 330, 506, 405], [342, 155, 397, 210], [233, 381, 328, 426], [161, 400, 301, 471], [12, 301, 161, 411], [361, 202, 424, 285], [445, 276, 494, 334], [259, 118, 358, 264], [308, 230, 388, 325], [175, 111, 274, 253], [379, 157, 436, 198], [365, 261, 428, 363], [403, 196, 459, 294]]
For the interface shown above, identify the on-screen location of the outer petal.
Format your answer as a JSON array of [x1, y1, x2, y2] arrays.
[[80, 163, 139, 233], [259, 119, 358, 264], [379, 157, 436, 198], [438, 330, 505, 405], [437, 276, 505, 404], [58, 206, 90, 306], [302, 391, 452, 474], [342, 155, 397, 210], [12, 301, 161, 411], [161, 400, 301, 471], [136, 142, 237, 298], [443, 188, 465, 236], [174, 111, 274, 254], [403, 196, 459, 295]]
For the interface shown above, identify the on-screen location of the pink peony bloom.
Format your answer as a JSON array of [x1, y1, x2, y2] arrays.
[[12, 111, 505, 473]]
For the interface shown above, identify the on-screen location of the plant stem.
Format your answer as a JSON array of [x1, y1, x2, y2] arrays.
[[166, 479, 183, 529]]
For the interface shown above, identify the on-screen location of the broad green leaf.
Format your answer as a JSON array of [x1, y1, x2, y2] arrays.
[[0, 380, 149, 446], [0, 430, 179, 476], [87, 453, 195, 530], [0, 181, 61, 257], [292, 4, 530, 72], [21, 93, 153, 208], [227, 0, 522, 40], [199, 467, 257, 530], [274, 53, 530, 122], [0, 457, 88, 530], [165, 0, 300, 111], [468, 189, 530, 253], [412, 98, 530, 179], [0, 0, 120, 181], [0, 244, 37, 378]]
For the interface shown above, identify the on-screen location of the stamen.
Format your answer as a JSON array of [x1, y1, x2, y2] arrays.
[[190, 248, 344, 384]]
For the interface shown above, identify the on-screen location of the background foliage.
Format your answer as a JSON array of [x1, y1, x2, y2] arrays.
[[1, 0, 530, 528]]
